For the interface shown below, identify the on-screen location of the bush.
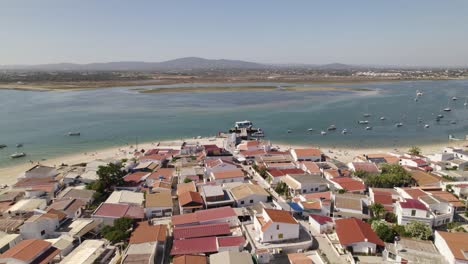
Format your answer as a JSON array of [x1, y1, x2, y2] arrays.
[[404, 221, 432, 240], [101, 217, 134, 244], [183, 178, 193, 183], [371, 220, 397, 242], [364, 164, 414, 188]]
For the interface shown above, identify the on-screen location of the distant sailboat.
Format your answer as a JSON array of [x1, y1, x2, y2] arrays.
[[443, 99, 452, 112], [416, 90, 423, 97]]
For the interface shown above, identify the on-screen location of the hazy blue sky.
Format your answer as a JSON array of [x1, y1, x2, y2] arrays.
[[1, 0, 468, 66]]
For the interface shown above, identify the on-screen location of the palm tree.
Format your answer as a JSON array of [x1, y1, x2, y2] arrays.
[[369, 203, 385, 219]]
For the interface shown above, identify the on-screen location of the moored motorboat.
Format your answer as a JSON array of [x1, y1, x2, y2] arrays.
[[0, 144, 6, 149], [320, 131, 327, 135], [68, 132, 81, 136], [365, 126, 373, 130], [395, 123, 403, 127], [327, 125, 337, 131], [11, 152, 26, 158], [16, 143, 23, 148], [341, 129, 348, 134], [358, 120, 369, 124], [380, 117, 386, 120], [307, 128, 314, 132], [424, 124, 430, 128]]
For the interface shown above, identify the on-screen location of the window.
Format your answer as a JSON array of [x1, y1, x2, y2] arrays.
[[315, 187, 318, 191], [250, 199, 254, 203], [278, 233, 283, 239], [276, 224, 279, 230], [240, 201, 244, 205], [411, 210, 416, 216], [303, 189, 307, 193], [40, 230, 45, 236]]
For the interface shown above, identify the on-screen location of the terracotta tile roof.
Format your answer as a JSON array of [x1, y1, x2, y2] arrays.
[[129, 222, 167, 244], [335, 218, 384, 246], [324, 169, 341, 178], [399, 199, 427, 211], [147, 168, 174, 181], [146, 191, 173, 208], [177, 182, 197, 196], [373, 194, 393, 205], [292, 148, 322, 157], [410, 170, 443, 186], [436, 231, 468, 261], [173, 255, 207, 264], [217, 236, 245, 247], [309, 214, 333, 225], [211, 169, 244, 180], [264, 209, 297, 224], [288, 253, 313, 264], [93, 203, 144, 219], [428, 191, 464, 207], [0, 239, 51, 262], [171, 206, 236, 226], [267, 168, 305, 177], [178, 191, 204, 207], [331, 177, 366, 192], [302, 191, 331, 201], [152, 180, 172, 190], [123, 172, 149, 183], [300, 199, 322, 210], [171, 237, 218, 255], [301, 161, 321, 173], [240, 149, 266, 156], [350, 162, 380, 173], [401, 188, 428, 199], [173, 223, 230, 240]]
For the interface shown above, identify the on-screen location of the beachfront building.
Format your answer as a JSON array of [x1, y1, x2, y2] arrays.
[[434, 231, 468, 264], [335, 218, 384, 255], [19, 165, 58, 179], [395, 199, 433, 226], [237, 140, 271, 152], [290, 148, 322, 162], [253, 208, 299, 243], [204, 158, 238, 175]]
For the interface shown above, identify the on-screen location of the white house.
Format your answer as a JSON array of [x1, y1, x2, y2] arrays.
[[434, 231, 468, 264], [309, 214, 334, 234], [335, 218, 384, 255], [290, 148, 322, 162], [20, 165, 58, 179], [210, 169, 245, 185], [419, 195, 454, 227], [145, 191, 173, 218], [254, 208, 299, 243], [204, 158, 238, 175], [281, 174, 328, 196], [230, 183, 269, 207], [395, 199, 433, 226], [20, 211, 65, 239], [237, 140, 271, 152], [104, 190, 144, 206]]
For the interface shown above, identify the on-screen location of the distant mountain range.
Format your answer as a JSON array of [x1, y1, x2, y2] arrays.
[[0, 57, 365, 71]]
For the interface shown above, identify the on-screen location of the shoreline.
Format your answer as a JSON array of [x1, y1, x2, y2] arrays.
[[0, 78, 464, 92], [1, 136, 465, 187]]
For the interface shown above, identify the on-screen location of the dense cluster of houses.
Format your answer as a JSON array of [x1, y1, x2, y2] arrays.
[[0, 136, 466, 264]]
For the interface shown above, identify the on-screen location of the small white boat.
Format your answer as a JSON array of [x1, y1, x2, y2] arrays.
[[341, 129, 348, 134], [464, 98, 467, 106], [68, 132, 81, 136], [320, 131, 327, 136], [327, 125, 337, 131], [16, 143, 23, 148], [251, 131, 264, 137], [363, 113, 371, 117], [395, 123, 404, 127], [358, 120, 369, 125], [443, 108, 451, 112], [365, 126, 373, 130], [452, 96, 458, 101], [380, 117, 386, 120], [0, 144, 7, 149], [307, 128, 314, 132], [437, 114, 444, 118], [287, 130, 292, 134], [414, 98, 418, 102], [450, 120, 457, 125], [416, 90, 423, 96], [11, 152, 26, 159], [424, 124, 430, 128]]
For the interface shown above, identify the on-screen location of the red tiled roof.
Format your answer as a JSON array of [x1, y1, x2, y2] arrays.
[[399, 199, 427, 211], [211, 169, 244, 180], [301, 161, 321, 173], [171, 206, 236, 226], [267, 168, 305, 177], [129, 222, 167, 244], [0, 239, 51, 262], [148, 168, 174, 181], [402, 188, 427, 199], [373, 194, 393, 205], [264, 209, 297, 224], [335, 218, 384, 246], [309, 214, 333, 225], [173, 223, 230, 240], [240, 149, 266, 156], [292, 148, 322, 157], [93, 203, 144, 219], [178, 191, 204, 207], [173, 255, 207, 264], [331, 177, 366, 192], [302, 191, 331, 201], [171, 237, 218, 255], [124, 172, 148, 183], [350, 162, 380, 173], [217, 236, 245, 247]]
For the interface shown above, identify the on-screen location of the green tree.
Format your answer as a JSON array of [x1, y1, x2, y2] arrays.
[[369, 203, 385, 219], [404, 221, 432, 240], [354, 170, 369, 178], [408, 146, 421, 156], [275, 182, 289, 196], [183, 177, 193, 183], [337, 189, 346, 194], [371, 220, 397, 243], [101, 217, 134, 244], [384, 212, 397, 223], [96, 163, 126, 192], [364, 164, 414, 188]]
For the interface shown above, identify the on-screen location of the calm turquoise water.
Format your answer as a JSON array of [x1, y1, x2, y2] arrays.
[[0, 80, 467, 167]]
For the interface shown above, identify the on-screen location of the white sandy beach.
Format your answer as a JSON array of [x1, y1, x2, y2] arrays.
[[0, 137, 466, 187]]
